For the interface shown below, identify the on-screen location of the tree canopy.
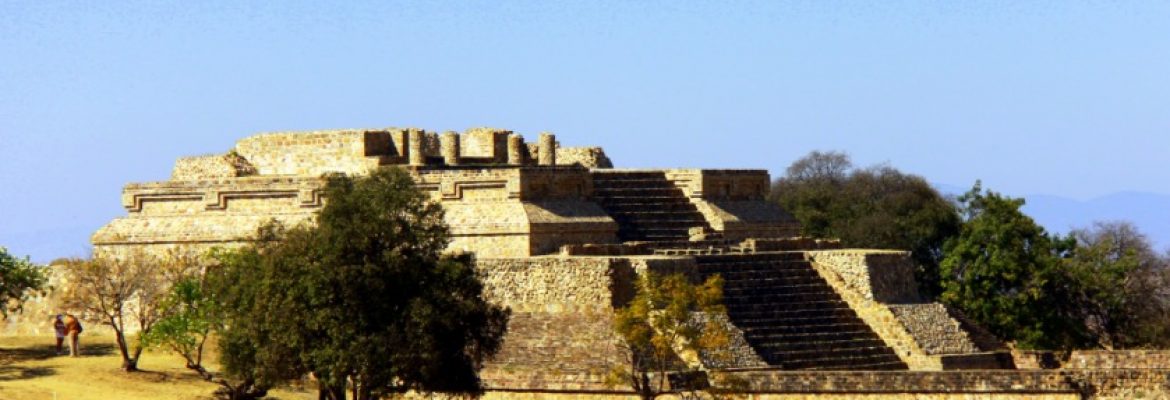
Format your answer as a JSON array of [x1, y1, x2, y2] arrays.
[[210, 167, 509, 400], [1062, 221, 1170, 349], [938, 182, 1083, 349], [771, 151, 960, 297], [0, 246, 46, 319], [607, 272, 742, 400]]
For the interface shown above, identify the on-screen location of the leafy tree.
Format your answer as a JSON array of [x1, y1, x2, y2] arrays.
[[143, 276, 217, 375], [60, 250, 199, 371], [1063, 221, 1170, 349], [939, 182, 1083, 349], [212, 167, 509, 400], [607, 272, 741, 400], [771, 152, 960, 298], [0, 246, 47, 319]]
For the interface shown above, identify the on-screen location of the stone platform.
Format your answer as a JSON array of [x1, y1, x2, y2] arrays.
[[87, 127, 1169, 399]]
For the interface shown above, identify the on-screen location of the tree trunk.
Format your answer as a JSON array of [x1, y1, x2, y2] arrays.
[[318, 382, 346, 400], [355, 377, 372, 400], [113, 329, 138, 372], [124, 345, 145, 372], [639, 372, 656, 400]]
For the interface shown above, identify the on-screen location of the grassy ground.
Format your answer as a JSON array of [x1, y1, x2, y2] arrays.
[[0, 335, 314, 400]]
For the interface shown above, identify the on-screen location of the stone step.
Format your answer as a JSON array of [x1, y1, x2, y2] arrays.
[[618, 227, 695, 237], [728, 314, 862, 328], [592, 186, 683, 195], [601, 205, 704, 216], [596, 197, 696, 206], [724, 298, 846, 309], [722, 297, 845, 309], [761, 345, 900, 362], [592, 182, 677, 190], [607, 209, 709, 217], [698, 261, 817, 274], [715, 269, 824, 281], [722, 296, 852, 312], [615, 219, 708, 229], [613, 214, 708, 224], [771, 354, 907, 371], [591, 171, 671, 179], [695, 253, 807, 264], [739, 321, 874, 336], [727, 306, 856, 320], [716, 273, 824, 286], [744, 327, 879, 341], [755, 337, 890, 353], [722, 285, 836, 297], [645, 238, 736, 247], [653, 248, 740, 256], [620, 230, 707, 240], [722, 279, 833, 291]]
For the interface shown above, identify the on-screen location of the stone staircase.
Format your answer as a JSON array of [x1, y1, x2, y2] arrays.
[[696, 253, 908, 370], [592, 171, 714, 242]]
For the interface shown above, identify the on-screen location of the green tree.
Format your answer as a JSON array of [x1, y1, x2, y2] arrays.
[[0, 246, 47, 319], [1063, 221, 1170, 349], [939, 182, 1083, 349], [607, 272, 740, 400], [212, 167, 509, 400], [143, 276, 217, 376], [771, 152, 960, 298]]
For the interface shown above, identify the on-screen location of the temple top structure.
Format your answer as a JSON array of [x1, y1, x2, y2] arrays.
[[95, 126, 798, 259], [170, 127, 613, 181]]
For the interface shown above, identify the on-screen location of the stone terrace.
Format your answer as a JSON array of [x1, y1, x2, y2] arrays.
[[88, 127, 1170, 399]]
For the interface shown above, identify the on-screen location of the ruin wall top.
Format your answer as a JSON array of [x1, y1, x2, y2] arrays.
[[171, 127, 613, 181]]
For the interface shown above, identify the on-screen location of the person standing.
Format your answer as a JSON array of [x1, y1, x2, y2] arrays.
[[53, 314, 67, 354], [62, 314, 83, 357]]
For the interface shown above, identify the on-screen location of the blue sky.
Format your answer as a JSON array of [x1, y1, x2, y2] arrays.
[[2, 1, 1169, 262]]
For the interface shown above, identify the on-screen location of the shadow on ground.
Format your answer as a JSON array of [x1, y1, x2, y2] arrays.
[[1, 342, 116, 362], [0, 365, 55, 381], [0, 342, 116, 381]]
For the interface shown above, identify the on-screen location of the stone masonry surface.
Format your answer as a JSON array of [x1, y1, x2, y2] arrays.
[[72, 126, 1170, 399]]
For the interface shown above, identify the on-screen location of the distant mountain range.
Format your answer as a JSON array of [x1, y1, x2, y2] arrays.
[[934, 184, 1170, 253]]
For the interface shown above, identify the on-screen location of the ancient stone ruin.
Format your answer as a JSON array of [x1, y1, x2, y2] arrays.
[[92, 127, 1169, 399]]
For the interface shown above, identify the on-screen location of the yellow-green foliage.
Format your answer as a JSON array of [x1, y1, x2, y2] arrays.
[[607, 272, 740, 399]]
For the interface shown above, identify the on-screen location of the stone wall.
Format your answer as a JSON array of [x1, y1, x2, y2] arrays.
[[1015, 350, 1170, 371], [462, 128, 510, 160], [475, 256, 707, 391], [99, 163, 623, 258], [476, 257, 633, 313], [93, 176, 324, 257], [739, 237, 841, 252], [171, 152, 256, 180], [1066, 351, 1170, 370], [726, 370, 1076, 394], [807, 250, 921, 304], [886, 304, 980, 355], [717, 369, 1169, 399], [478, 392, 1075, 400], [557, 147, 613, 168], [233, 129, 388, 176]]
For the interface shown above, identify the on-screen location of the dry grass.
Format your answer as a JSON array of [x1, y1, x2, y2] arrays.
[[0, 335, 314, 400]]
